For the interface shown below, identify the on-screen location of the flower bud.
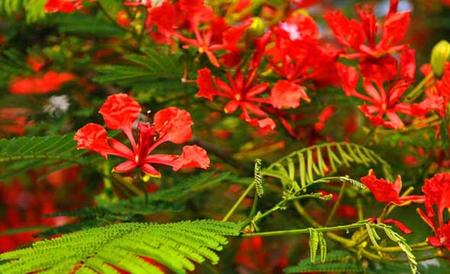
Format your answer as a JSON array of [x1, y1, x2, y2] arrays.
[[430, 40, 450, 78], [248, 17, 265, 38]]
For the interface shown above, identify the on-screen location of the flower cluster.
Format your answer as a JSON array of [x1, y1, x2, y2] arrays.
[[43, 0, 446, 134], [418, 173, 450, 249], [74, 93, 210, 177], [361, 171, 450, 249]]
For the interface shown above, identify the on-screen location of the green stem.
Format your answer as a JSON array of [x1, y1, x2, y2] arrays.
[[249, 194, 259, 218], [242, 221, 368, 237], [253, 193, 324, 223], [356, 198, 364, 220], [378, 241, 430, 252], [406, 73, 434, 102], [293, 201, 356, 246], [222, 181, 255, 221], [362, 127, 377, 145]]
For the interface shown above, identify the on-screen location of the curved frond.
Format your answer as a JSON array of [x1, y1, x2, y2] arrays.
[[0, 220, 240, 274], [0, 0, 46, 23], [261, 142, 392, 192], [0, 135, 86, 178]]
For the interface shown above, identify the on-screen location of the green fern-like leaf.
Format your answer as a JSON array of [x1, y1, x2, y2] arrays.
[[0, 220, 240, 274], [308, 229, 327, 263], [370, 223, 417, 274], [253, 159, 264, 198], [261, 142, 392, 191], [94, 47, 186, 92], [284, 261, 364, 273], [0, 49, 30, 88], [0, 0, 46, 23], [0, 135, 86, 178], [51, 13, 125, 37], [284, 250, 363, 273]]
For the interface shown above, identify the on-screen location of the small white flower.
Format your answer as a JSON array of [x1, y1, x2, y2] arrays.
[[44, 95, 70, 116], [280, 22, 302, 41]]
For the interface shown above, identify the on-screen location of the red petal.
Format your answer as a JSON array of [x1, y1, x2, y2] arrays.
[[379, 11, 410, 49], [222, 22, 249, 52], [355, 4, 377, 46], [197, 68, 217, 101], [400, 48, 416, 80], [108, 138, 134, 159], [172, 145, 210, 171], [324, 10, 365, 50], [99, 93, 142, 131], [385, 111, 405, 129], [427, 235, 442, 247], [153, 107, 193, 144], [147, 2, 177, 33], [244, 116, 276, 130], [247, 82, 269, 98], [383, 219, 413, 234], [74, 123, 111, 157], [113, 160, 137, 173], [141, 164, 161, 177], [270, 80, 308, 109], [336, 63, 359, 96], [145, 154, 178, 166], [224, 100, 240, 114]]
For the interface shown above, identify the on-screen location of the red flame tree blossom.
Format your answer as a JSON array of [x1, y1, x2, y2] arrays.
[[74, 93, 210, 177]]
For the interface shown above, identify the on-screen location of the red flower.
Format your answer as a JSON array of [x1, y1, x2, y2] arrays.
[[267, 13, 340, 89], [337, 49, 425, 129], [360, 170, 424, 206], [196, 67, 275, 130], [422, 173, 450, 228], [174, 16, 226, 67], [418, 173, 450, 249], [324, 0, 410, 59], [44, 0, 84, 13], [74, 94, 209, 177], [9, 71, 75, 95], [419, 63, 450, 117], [144, 0, 250, 67]]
